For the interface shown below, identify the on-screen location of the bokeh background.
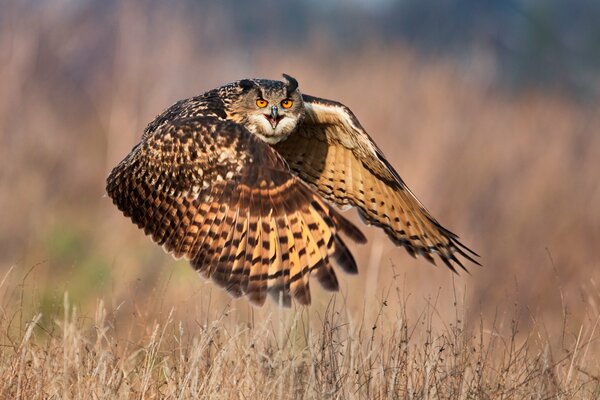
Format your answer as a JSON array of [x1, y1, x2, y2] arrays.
[[1, 0, 599, 346]]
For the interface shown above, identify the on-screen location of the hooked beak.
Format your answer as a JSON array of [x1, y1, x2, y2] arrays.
[[266, 106, 281, 129]]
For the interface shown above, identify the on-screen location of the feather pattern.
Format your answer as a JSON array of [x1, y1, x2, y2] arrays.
[[274, 94, 479, 271], [107, 116, 365, 306], [107, 75, 478, 308]]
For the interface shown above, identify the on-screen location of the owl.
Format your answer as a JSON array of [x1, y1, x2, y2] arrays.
[[106, 74, 479, 307]]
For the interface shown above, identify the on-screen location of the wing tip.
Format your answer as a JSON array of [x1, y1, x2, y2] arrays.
[[331, 236, 359, 274], [333, 212, 367, 244]]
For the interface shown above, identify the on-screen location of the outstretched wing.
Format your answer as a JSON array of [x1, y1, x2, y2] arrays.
[[106, 117, 366, 307], [274, 95, 479, 271]]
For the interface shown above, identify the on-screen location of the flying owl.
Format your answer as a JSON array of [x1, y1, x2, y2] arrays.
[[106, 74, 478, 307]]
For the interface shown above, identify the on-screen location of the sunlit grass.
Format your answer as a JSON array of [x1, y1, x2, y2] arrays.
[[1, 265, 599, 399]]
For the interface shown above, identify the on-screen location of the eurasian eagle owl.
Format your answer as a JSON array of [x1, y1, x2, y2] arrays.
[[106, 74, 479, 307]]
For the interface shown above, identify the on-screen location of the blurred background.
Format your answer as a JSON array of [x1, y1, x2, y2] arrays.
[[1, 0, 599, 344]]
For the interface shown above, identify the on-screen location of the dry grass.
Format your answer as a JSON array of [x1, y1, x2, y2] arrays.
[[1, 267, 599, 399], [1, 2, 600, 398]]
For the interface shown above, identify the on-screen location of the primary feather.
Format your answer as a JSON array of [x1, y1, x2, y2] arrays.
[[106, 74, 478, 307]]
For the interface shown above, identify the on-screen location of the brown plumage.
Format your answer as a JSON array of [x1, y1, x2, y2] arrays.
[[106, 74, 478, 307]]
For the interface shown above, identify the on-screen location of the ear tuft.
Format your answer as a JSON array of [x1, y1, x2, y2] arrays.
[[239, 79, 256, 91], [282, 74, 298, 95]]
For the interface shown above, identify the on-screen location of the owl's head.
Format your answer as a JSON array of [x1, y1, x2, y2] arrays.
[[226, 74, 304, 144]]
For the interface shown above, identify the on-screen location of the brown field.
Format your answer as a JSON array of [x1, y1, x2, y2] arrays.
[[1, 2, 599, 398]]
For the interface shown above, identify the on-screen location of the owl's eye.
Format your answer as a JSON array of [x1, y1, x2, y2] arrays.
[[256, 99, 268, 108], [281, 99, 293, 109]]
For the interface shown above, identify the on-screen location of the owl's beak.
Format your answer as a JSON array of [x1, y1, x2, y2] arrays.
[[265, 106, 280, 129]]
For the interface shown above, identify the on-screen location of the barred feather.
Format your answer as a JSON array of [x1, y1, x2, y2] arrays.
[[107, 76, 478, 309], [274, 94, 479, 271], [107, 116, 366, 307]]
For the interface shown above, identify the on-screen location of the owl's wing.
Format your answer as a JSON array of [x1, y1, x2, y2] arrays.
[[274, 95, 479, 271], [106, 117, 366, 307]]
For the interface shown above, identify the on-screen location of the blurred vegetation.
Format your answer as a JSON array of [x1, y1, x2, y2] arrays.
[[182, 0, 600, 95], [2, 286, 600, 398], [0, 2, 599, 394]]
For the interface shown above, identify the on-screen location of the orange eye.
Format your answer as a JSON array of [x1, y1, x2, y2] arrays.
[[256, 99, 268, 108], [281, 99, 293, 109]]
